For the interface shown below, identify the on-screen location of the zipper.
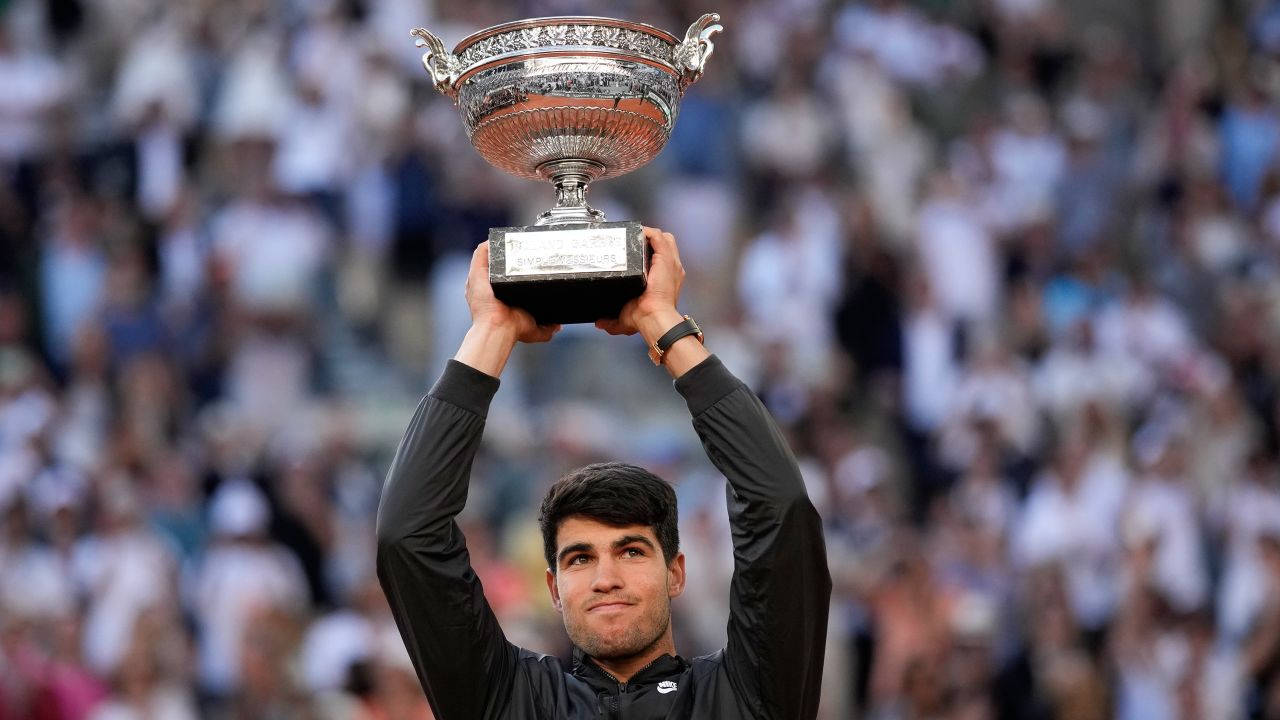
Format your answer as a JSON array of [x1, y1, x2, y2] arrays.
[[595, 655, 664, 694], [596, 666, 626, 693]]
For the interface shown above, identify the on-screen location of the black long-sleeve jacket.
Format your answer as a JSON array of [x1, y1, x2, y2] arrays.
[[376, 355, 831, 719]]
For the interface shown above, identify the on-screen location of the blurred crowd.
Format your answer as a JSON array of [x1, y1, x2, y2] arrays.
[[3, 0, 1280, 718]]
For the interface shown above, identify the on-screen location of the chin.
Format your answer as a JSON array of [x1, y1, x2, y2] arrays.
[[580, 635, 652, 661], [574, 618, 669, 661]]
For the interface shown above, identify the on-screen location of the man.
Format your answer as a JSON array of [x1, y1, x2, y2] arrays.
[[376, 228, 831, 718]]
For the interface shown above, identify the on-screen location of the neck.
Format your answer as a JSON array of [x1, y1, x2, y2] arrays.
[[587, 636, 675, 684]]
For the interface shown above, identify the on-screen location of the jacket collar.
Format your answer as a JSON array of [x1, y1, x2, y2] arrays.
[[571, 647, 688, 690]]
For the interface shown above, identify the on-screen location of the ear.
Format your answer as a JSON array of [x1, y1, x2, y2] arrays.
[[545, 567, 562, 612], [667, 551, 686, 599]]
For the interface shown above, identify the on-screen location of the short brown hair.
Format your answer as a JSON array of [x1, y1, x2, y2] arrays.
[[538, 462, 679, 573]]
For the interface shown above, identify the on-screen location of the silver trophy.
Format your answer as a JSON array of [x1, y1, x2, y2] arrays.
[[411, 14, 722, 324]]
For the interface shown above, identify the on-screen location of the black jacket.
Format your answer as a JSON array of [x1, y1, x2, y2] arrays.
[[376, 355, 831, 719]]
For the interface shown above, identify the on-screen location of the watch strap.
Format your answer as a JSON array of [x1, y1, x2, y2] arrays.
[[649, 315, 703, 365]]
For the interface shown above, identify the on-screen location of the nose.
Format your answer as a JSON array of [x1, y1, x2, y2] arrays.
[[589, 556, 624, 593]]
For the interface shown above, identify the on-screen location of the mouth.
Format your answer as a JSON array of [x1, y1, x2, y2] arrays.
[[586, 601, 635, 614]]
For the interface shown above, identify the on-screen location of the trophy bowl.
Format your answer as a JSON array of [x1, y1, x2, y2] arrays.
[[410, 14, 722, 323]]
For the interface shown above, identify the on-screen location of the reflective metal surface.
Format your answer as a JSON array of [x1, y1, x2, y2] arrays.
[[461, 58, 678, 183], [411, 14, 722, 225]]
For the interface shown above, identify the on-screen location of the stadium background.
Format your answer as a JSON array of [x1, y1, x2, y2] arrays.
[[2, 0, 1280, 717]]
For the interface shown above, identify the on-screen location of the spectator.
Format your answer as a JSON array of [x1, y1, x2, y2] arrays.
[[190, 479, 308, 701], [1013, 429, 1124, 630]]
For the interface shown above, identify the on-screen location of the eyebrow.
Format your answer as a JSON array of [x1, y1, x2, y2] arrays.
[[613, 535, 656, 552], [556, 535, 657, 565]]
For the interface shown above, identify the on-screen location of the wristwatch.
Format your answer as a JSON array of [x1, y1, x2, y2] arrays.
[[649, 315, 703, 365]]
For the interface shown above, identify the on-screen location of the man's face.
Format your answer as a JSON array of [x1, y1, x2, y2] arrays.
[[546, 516, 685, 662]]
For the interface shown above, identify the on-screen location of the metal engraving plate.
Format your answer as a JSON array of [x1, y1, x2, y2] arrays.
[[503, 226, 629, 276]]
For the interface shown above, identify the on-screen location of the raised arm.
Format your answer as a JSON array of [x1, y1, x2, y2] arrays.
[[375, 243, 558, 719], [682, 356, 830, 718], [598, 228, 832, 718]]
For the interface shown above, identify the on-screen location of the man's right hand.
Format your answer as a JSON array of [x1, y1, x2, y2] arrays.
[[596, 227, 709, 379], [455, 242, 560, 377], [595, 227, 685, 338]]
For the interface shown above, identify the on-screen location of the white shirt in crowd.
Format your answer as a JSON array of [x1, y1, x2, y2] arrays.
[[0, 46, 66, 161], [1014, 462, 1128, 628], [0, 533, 74, 621], [190, 481, 309, 695], [1214, 476, 1280, 640], [1124, 474, 1209, 612], [273, 91, 354, 196], [916, 187, 1000, 326], [76, 524, 179, 675], [191, 540, 310, 695], [1095, 292, 1195, 371], [210, 199, 330, 313], [834, 3, 983, 87], [988, 117, 1067, 231], [1034, 329, 1154, 418], [737, 193, 843, 382], [88, 686, 198, 720], [902, 304, 958, 433]]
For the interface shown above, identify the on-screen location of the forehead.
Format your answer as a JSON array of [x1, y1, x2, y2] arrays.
[[555, 516, 657, 549]]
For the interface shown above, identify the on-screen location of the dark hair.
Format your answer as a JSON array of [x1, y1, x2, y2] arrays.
[[538, 462, 679, 573]]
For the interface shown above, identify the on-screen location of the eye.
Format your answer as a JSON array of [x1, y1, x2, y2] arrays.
[[623, 547, 646, 558], [568, 554, 591, 566]]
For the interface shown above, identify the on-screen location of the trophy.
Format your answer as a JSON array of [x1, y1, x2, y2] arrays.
[[411, 14, 723, 324]]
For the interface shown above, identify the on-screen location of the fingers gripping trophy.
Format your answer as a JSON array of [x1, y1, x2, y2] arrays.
[[410, 14, 723, 325]]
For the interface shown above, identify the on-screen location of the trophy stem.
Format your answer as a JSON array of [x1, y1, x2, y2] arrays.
[[536, 159, 607, 226]]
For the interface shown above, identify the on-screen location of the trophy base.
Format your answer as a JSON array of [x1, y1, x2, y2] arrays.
[[488, 221, 648, 325]]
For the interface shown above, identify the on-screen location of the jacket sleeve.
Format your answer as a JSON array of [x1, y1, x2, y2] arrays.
[[375, 360, 519, 720], [675, 355, 832, 720]]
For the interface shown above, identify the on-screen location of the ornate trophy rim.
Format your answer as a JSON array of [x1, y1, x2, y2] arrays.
[[413, 14, 721, 97], [454, 16, 681, 54], [410, 14, 723, 226], [448, 16, 687, 87]]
